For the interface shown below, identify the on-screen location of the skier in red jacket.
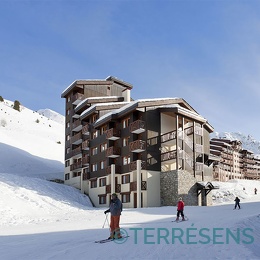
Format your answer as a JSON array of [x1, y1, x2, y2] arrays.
[[176, 197, 185, 221]]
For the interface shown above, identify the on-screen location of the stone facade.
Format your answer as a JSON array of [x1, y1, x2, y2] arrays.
[[160, 170, 213, 206]]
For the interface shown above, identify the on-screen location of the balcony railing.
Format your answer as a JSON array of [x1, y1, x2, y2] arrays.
[[129, 160, 146, 171], [70, 161, 82, 171], [71, 132, 82, 145], [105, 128, 121, 140], [71, 93, 84, 105], [115, 184, 121, 193], [130, 181, 147, 191], [195, 126, 203, 136], [195, 162, 204, 171], [82, 124, 90, 136], [161, 131, 176, 143], [161, 151, 177, 162], [106, 146, 121, 158], [106, 165, 121, 175], [130, 120, 145, 134], [82, 156, 89, 165], [72, 119, 82, 132], [82, 140, 89, 150], [195, 144, 203, 153], [72, 147, 82, 157], [129, 140, 146, 153]]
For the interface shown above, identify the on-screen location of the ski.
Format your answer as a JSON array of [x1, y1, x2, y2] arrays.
[[95, 238, 113, 244], [95, 235, 129, 244], [172, 216, 189, 223]]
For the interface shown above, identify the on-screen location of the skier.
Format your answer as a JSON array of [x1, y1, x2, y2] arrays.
[[233, 197, 240, 210], [176, 197, 185, 221], [254, 188, 257, 195], [104, 193, 122, 239]]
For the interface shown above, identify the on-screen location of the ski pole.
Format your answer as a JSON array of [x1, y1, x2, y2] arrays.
[[102, 214, 108, 228], [106, 213, 110, 227]]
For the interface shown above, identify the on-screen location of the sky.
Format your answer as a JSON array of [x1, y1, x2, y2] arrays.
[[0, 86, 260, 259], [1, 0, 260, 140]]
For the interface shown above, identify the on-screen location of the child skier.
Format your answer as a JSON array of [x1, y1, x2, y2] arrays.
[[176, 197, 185, 221]]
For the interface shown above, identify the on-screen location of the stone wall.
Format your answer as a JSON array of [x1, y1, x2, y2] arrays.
[[160, 170, 213, 206]]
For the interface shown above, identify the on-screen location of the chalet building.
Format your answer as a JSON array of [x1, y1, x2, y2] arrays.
[[210, 138, 260, 181], [61, 76, 215, 208]]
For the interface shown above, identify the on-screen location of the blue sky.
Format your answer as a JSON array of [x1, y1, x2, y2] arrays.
[[1, 0, 260, 140]]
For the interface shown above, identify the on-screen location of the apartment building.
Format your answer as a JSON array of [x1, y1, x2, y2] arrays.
[[210, 138, 260, 181], [61, 76, 215, 208]]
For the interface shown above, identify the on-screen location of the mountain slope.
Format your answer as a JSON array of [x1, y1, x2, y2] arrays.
[[0, 99, 65, 179]]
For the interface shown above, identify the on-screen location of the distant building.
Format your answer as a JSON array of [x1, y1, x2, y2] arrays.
[[210, 138, 260, 181], [61, 76, 215, 208]]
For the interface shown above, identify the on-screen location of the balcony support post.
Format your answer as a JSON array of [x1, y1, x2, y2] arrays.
[[111, 164, 115, 194], [137, 160, 141, 208]]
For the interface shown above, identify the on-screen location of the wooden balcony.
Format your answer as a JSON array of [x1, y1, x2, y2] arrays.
[[82, 124, 90, 136], [161, 131, 176, 143], [82, 140, 89, 150], [195, 162, 204, 171], [71, 132, 82, 145], [72, 119, 82, 132], [195, 144, 203, 153], [161, 151, 177, 162], [130, 120, 145, 134], [83, 171, 90, 180], [130, 181, 147, 191], [106, 165, 121, 174], [129, 140, 146, 153], [71, 93, 84, 105], [70, 161, 82, 171], [105, 128, 120, 140], [115, 184, 121, 193], [72, 147, 82, 157], [106, 183, 121, 193], [195, 126, 203, 136], [129, 160, 146, 171], [106, 146, 121, 158], [82, 156, 89, 165]]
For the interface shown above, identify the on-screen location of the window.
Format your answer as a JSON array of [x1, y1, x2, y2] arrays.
[[66, 109, 70, 116], [92, 114, 98, 123], [100, 143, 107, 152], [99, 177, 106, 187], [92, 163, 98, 172], [122, 117, 130, 128], [122, 174, 130, 184], [66, 122, 70, 128], [90, 179, 97, 188], [99, 195, 107, 205], [92, 147, 98, 155], [100, 125, 107, 135], [65, 160, 70, 167], [65, 173, 70, 180], [66, 148, 70, 154], [122, 193, 130, 203], [100, 160, 106, 170], [123, 156, 130, 165], [123, 137, 130, 147], [93, 130, 98, 139], [66, 135, 70, 141]]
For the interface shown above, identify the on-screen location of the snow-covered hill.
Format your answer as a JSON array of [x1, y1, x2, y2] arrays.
[[0, 99, 65, 179], [211, 131, 260, 157]]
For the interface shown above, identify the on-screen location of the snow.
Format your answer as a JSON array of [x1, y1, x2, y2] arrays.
[[0, 99, 260, 259]]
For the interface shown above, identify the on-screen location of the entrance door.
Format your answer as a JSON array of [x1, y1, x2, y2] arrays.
[[134, 193, 137, 208]]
